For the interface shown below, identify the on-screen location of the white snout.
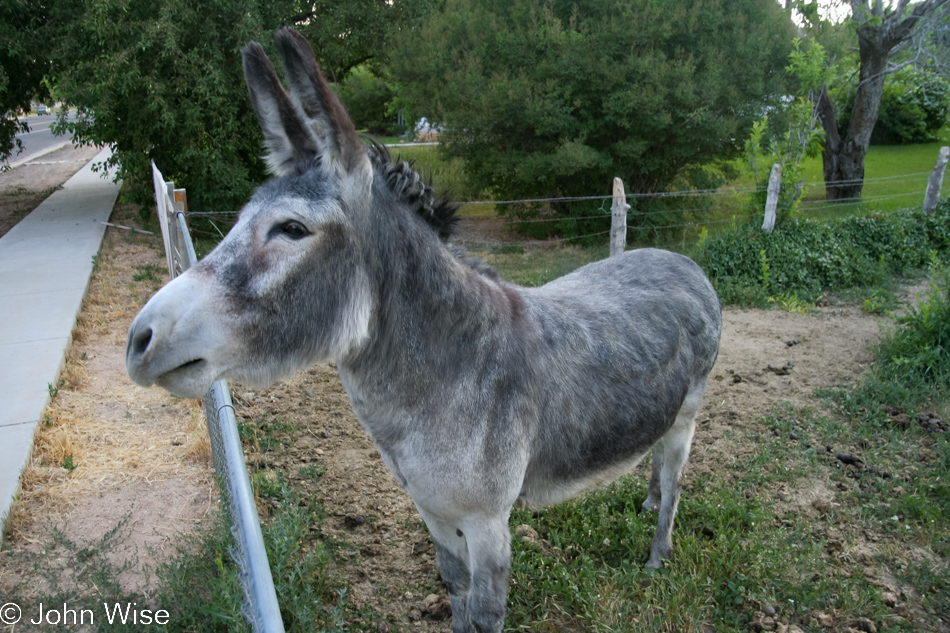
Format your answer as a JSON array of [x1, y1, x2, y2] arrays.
[[126, 272, 230, 398]]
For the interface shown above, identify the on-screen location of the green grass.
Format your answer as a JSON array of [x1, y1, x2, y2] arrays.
[[795, 130, 950, 220], [482, 245, 607, 287], [503, 391, 949, 632]]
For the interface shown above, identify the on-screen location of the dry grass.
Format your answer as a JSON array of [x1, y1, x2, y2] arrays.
[[5, 202, 215, 544]]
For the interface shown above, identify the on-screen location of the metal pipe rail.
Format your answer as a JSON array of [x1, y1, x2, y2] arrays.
[[150, 161, 285, 633]]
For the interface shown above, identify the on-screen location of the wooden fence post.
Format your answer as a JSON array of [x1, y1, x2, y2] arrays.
[[923, 146, 949, 216], [610, 177, 629, 257], [762, 163, 781, 232]]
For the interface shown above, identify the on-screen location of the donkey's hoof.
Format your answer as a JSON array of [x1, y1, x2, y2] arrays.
[[644, 557, 665, 570]]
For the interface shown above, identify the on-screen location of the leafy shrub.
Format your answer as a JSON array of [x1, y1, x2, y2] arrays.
[[336, 66, 402, 137], [836, 68, 950, 145], [876, 254, 950, 395], [696, 198, 950, 305]]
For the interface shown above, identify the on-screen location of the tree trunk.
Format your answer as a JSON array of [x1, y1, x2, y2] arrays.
[[817, 29, 890, 201], [816, 0, 950, 201]]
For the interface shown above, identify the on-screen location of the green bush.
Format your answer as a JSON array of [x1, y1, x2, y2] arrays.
[[390, 0, 795, 240], [836, 68, 950, 145], [876, 254, 950, 396], [695, 198, 950, 305], [336, 66, 402, 137]]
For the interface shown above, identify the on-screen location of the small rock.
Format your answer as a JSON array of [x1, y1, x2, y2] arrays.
[[344, 514, 366, 528], [837, 453, 863, 466], [515, 524, 539, 540], [407, 608, 422, 622], [762, 604, 776, 616], [420, 593, 452, 620], [853, 618, 877, 633], [750, 611, 776, 631], [767, 361, 794, 375]]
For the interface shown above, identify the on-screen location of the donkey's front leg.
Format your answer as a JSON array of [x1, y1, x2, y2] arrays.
[[461, 515, 511, 633], [418, 508, 511, 633], [418, 510, 472, 632]]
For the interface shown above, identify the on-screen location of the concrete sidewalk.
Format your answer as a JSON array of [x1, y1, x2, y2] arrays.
[[0, 147, 121, 531]]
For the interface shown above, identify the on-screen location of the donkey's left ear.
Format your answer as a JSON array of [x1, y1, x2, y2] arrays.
[[274, 27, 370, 178], [243, 40, 320, 177]]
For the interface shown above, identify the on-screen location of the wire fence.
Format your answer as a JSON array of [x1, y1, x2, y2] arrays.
[[151, 161, 285, 633], [179, 167, 937, 256]]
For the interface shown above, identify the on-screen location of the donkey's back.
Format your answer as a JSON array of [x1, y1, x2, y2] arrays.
[[514, 248, 721, 510]]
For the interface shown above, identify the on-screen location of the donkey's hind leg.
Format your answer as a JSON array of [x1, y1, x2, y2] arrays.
[[645, 381, 706, 569]]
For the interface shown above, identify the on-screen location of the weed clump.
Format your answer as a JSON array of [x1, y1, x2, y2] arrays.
[[695, 198, 950, 306]]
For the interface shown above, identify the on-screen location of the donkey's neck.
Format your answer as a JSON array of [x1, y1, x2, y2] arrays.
[[337, 205, 523, 418]]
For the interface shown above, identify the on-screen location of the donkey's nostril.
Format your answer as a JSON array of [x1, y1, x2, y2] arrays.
[[132, 327, 153, 356]]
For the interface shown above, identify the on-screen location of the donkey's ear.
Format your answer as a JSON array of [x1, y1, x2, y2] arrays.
[[242, 41, 320, 176], [273, 27, 368, 177]]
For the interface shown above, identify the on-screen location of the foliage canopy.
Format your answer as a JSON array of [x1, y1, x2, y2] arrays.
[[389, 0, 796, 218], [40, 0, 432, 211], [0, 0, 51, 162]]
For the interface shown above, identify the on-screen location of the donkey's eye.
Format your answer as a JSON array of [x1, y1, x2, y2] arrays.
[[277, 220, 309, 239]]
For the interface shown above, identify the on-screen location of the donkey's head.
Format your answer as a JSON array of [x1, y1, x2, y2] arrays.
[[126, 28, 383, 398]]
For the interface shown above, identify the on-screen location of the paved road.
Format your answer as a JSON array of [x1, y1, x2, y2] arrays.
[[6, 111, 79, 164]]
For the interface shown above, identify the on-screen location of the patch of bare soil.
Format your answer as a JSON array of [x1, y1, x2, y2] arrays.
[[0, 145, 104, 239]]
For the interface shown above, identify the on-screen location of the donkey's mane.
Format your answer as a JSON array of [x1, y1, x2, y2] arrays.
[[367, 140, 458, 242]]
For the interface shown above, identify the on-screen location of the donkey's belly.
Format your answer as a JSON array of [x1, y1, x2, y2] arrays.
[[517, 448, 651, 509]]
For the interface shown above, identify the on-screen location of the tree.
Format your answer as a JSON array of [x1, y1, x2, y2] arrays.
[[813, 0, 950, 200], [0, 0, 51, 164], [389, 0, 795, 234], [745, 39, 831, 224], [46, 0, 432, 211]]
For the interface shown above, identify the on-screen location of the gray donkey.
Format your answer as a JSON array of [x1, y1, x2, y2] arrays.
[[126, 28, 722, 633]]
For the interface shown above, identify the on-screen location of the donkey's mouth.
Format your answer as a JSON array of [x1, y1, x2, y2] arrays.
[[154, 358, 212, 397]]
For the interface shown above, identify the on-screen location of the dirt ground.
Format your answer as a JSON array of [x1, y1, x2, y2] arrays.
[[0, 149, 216, 600], [230, 298, 886, 632], [0, 152, 911, 631]]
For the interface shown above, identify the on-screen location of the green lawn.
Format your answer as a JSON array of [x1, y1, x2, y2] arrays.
[[796, 129, 950, 219]]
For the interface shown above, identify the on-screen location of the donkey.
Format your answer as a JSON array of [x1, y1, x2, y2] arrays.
[[126, 28, 722, 633]]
